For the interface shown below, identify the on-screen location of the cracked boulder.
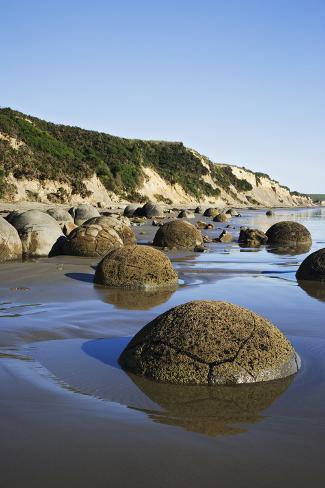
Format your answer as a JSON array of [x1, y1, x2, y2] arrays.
[[296, 248, 325, 282], [119, 300, 300, 385], [62, 217, 130, 257], [94, 245, 178, 289], [153, 220, 203, 250], [266, 221, 312, 246]]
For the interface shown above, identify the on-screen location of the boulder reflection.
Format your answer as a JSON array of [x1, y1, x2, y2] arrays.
[[297, 280, 325, 302], [94, 286, 176, 310], [127, 372, 293, 436], [267, 243, 311, 256]]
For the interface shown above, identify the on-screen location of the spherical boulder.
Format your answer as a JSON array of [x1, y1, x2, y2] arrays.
[[226, 208, 239, 217], [296, 248, 325, 283], [153, 220, 203, 250], [266, 221, 311, 246], [11, 209, 62, 232], [6, 210, 23, 224], [0, 217, 22, 262], [135, 201, 164, 218], [84, 216, 136, 246], [47, 208, 74, 223], [123, 204, 138, 217], [213, 213, 229, 223], [177, 210, 194, 219], [19, 223, 64, 257], [203, 208, 219, 218], [119, 301, 300, 385], [69, 204, 100, 226], [94, 245, 178, 289], [63, 220, 124, 257]]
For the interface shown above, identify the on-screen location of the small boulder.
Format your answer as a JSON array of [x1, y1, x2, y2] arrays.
[[217, 230, 233, 243], [0, 217, 22, 262], [203, 208, 220, 218], [119, 301, 300, 385], [47, 208, 74, 223], [178, 210, 194, 219], [226, 208, 240, 217], [296, 248, 325, 283], [196, 220, 206, 229], [266, 210, 274, 216], [69, 204, 100, 226], [123, 204, 138, 217], [266, 221, 312, 246], [239, 228, 268, 247], [94, 245, 178, 289], [195, 206, 203, 214], [213, 213, 229, 223], [135, 201, 164, 218], [153, 220, 203, 250]]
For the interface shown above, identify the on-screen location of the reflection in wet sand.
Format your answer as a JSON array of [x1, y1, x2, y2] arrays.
[[95, 286, 176, 310], [297, 280, 325, 302], [30, 337, 294, 437], [127, 373, 293, 436], [267, 243, 311, 256]]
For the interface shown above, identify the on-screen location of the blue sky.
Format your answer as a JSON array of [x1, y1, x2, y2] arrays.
[[1, 0, 324, 192]]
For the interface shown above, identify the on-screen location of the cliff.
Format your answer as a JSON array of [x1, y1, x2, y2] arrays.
[[0, 108, 312, 207]]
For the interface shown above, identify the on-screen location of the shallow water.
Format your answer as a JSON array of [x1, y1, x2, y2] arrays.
[[1, 207, 325, 487]]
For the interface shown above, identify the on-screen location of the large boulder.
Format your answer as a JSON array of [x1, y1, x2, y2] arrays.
[[11, 209, 62, 232], [296, 248, 325, 283], [203, 208, 219, 218], [84, 216, 136, 245], [94, 245, 178, 289], [135, 201, 164, 218], [153, 220, 203, 250], [239, 228, 268, 247], [9, 209, 65, 257], [119, 301, 300, 385], [63, 219, 125, 258], [0, 217, 22, 262], [69, 204, 100, 226], [19, 223, 64, 257], [266, 221, 312, 246]]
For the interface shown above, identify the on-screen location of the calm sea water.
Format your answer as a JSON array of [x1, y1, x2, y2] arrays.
[[0, 207, 324, 487]]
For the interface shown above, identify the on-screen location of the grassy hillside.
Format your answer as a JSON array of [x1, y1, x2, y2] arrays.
[[0, 107, 304, 203], [308, 194, 325, 202]]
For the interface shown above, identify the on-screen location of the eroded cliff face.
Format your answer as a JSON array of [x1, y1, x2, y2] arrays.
[[2, 161, 312, 208], [0, 115, 312, 208]]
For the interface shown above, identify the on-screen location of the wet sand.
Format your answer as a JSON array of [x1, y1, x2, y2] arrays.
[[1, 207, 325, 487]]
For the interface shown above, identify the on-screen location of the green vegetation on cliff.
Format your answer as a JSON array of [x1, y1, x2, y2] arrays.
[[0, 108, 304, 202]]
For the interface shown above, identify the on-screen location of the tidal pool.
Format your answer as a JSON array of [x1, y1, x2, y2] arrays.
[[0, 207, 324, 487]]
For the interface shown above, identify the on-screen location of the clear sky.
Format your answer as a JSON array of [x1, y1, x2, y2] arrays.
[[1, 0, 324, 193]]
